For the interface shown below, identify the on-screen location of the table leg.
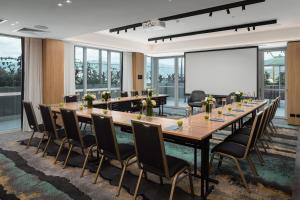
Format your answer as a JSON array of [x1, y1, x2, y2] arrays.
[[194, 147, 198, 175], [201, 138, 210, 199]]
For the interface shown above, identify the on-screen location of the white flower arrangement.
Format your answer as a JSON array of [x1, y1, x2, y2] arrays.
[[142, 98, 156, 107], [82, 93, 96, 101], [204, 95, 216, 104]]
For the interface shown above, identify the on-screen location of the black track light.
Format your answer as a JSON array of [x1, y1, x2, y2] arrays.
[[227, 9, 230, 14], [170, 38, 172, 41], [155, 40, 157, 43], [117, 31, 119, 34], [242, 5, 246, 10], [253, 26, 256, 30], [125, 29, 127, 33], [162, 38, 165, 42], [133, 27, 136, 31], [209, 12, 213, 17], [235, 28, 238, 32], [247, 27, 250, 31]]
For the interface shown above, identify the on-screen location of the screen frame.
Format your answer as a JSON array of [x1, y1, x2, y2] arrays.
[[184, 46, 259, 97]]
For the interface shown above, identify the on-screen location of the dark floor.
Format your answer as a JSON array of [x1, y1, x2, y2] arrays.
[[293, 131, 300, 200]]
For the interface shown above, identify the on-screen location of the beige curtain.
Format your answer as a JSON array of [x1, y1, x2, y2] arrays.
[[122, 52, 133, 92], [64, 42, 76, 96], [23, 38, 43, 131]]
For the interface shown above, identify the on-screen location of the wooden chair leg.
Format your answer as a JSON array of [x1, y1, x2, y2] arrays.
[[63, 144, 73, 169], [54, 138, 66, 164], [26, 131, 35, 148], [233, 158, 249, 192], [94, 155, 104, 184], [42, 136, 52, 157], [246, 156, 258, 177], [36, 133, 46, 154], [133, 169, 144, 200], [169, 172, 180, 200], [116, 158, 131, 197], [254, 145, 264, 165], [81, 145, 94, 177]]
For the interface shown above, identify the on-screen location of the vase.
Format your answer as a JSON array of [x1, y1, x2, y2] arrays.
[[146, 106, 153, 116], [87, 100, 93, 108], [236, 96, 241, 102], [205, 104, 212, 113]]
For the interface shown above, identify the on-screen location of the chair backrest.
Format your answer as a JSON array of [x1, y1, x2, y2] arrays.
[[131, 120, 169, 178], [188, 90, 206, 102], [254, 105, 271, 142], [270, 97, 280, 120], [226, 92, 235, 104], [23, 101, 39, 132], [131, 91, 139, 97], [141, 90, 148, 96], [121, 91, 128, 97], [91, 114, 120, 160], [39, 104, 59, 139], [244, 111, 264, 157], [64, 95, 78, 103], [60, 108, 83, 146]]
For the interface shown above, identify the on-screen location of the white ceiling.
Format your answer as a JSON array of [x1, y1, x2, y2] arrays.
[[0, 0, 299, 52], [0, 0, 239, 39]]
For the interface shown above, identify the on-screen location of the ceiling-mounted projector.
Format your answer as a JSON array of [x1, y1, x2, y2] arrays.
[[142, 20, 166, 31]]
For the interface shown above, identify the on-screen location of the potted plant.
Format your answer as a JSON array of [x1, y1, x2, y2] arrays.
[[234, 91, 244, 102], [203, 95, 216, 113], [101, 91, 111, 102], [141, 97, 156, 117], [82, 93, 96, 108]]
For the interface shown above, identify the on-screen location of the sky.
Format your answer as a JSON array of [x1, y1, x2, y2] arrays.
[[0, 35, 21, 58]]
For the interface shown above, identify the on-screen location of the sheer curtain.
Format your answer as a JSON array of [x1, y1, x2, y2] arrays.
[[23, 38, 43, 131], [64, 42, 76, 96], [122, 52, 133, 92]]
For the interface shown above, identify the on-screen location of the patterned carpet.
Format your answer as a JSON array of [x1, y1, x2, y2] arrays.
[[0, 118, 298, 200]]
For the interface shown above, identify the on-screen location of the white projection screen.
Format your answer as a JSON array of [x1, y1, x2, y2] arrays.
[[185, 47, 258, 96]]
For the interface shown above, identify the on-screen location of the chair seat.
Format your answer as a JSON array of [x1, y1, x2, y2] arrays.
[[167, 155, 189, 177], [188, 102, 203, 107], [225, 133, 249, 146], [70, 134, 96, 148], [212, 141, 246, 159]]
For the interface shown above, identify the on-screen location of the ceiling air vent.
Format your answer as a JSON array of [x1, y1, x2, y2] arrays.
[[17, 27, 48, 35]]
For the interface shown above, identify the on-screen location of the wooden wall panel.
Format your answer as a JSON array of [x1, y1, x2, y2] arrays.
[[132, 52, 145, 92], [287, 42, 300, 125], [42, 39, 64, 104]]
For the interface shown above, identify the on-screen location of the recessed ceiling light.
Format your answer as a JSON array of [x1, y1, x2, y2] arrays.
[[57, 3, 63, 7], [11, 23, 15, 26], [66, 0, 72, 4]]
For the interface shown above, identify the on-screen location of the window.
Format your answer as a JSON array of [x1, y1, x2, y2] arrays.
[[74, 47, 83, 90], [145, 56, 152, 88], [0, 35, 22, 132], [262, 50, 286, 117], [74, 46, 122, 98]]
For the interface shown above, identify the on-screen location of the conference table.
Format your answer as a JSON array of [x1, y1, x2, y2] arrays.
[[90, 94, 168, 115], [51, 99, 267, 199]]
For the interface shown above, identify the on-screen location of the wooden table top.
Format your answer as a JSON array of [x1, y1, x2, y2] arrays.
[[91, 94, 168, 105], [51, 100, 267, 142]]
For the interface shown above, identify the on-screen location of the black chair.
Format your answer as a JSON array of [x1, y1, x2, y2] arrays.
[[64, 95, 78, 103], [89, 114, 136, 196], [141, 90, 148, 96], [210, 111, 264, 191], [131, 120, 194, 200], [224, 105, 270, 165], [121, 91, 128, 97], [187, 90, 206, 113], [23, 101, 44, 148], [54, 108, 96, 169], [38, 104, 65, 156], [131, 91, 139, 97]]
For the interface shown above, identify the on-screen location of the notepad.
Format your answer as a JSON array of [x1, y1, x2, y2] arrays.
[[232, 109, 245, 112], [209, 118, 225, 122], [223, 113, 236, 116], [165, 125, 181, 131]]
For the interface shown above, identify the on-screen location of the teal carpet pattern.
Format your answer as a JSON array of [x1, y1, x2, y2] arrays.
[[0, 148, 90, 200]]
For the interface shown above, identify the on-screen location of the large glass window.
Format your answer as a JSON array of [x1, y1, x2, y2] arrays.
[[110, 51, 122, 97], [0, 35, 22, 132], [145, 56, 152, 88], [178, 57, 185, 106], [74, 46, 122, 98], [263, 50, 286, 117], [158, 58, 175, 106], [75, 47, 84, 90]]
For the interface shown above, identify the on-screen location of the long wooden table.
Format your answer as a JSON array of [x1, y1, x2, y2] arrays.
[[51, 100, 267, 199], [90, 94, 168, 115]]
